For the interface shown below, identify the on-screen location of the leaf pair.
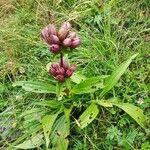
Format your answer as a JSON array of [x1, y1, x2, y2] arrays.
[[71, 53, 139, 96], [78, 100, 147, 130]]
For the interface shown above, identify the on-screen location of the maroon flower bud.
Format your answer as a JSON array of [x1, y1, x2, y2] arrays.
[[49, 67, 57, 76], [59, 67, 65, 75], [68, 32, 76, 39], [63, 38, 72, 47], [55, 67, 65, 75], [51, 63, 59, 70], [61, 22, 71, 30], [69, 64, 76, 71], [65, 69, 74, 77], [50, 35, 60, 44], [41, 29, 51, 45], [58, 28, 69, 41], [58, 22, 71, 41], [50, 44, 60, 54], [56, 74, 65, 82], [47, 24, 57, 35], [70, 37, 80, 49]]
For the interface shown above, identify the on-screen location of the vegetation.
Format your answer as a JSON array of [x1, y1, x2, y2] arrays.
[[0, 0, 150, 149]]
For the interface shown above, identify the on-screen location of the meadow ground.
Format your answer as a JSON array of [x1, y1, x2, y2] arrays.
[[0, 0, 150, 149]]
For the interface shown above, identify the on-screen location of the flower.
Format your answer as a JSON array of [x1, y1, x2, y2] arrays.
[[70, 37, 81, 49], [41, 22, 81, 54], [49, 44, 60, 53], [49, 60, 76, 82]]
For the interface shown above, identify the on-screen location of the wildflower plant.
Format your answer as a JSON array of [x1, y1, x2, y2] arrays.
[[12, 22, 147, 149]]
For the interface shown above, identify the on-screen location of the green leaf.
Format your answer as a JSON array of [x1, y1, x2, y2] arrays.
[[50, 108, 72, 150], [100, 53, 138, 97], [46, 62, 51, 72], [42, 113, 59, 149], [35, 100, 61, 109], [20, 108, 42, 118], [70, 72, 86, 84], [12, 81, 56, 94], [71, 76, 108, 94], [77, 103, 99, 129], [56, 137, 69, 150], [15, 133, 44, 149], [113, 103, 147, 129], [94, 98, 147, 129], [94, 100, 113, 107]]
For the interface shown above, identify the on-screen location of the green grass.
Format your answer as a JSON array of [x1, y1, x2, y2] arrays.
[[0, 0, 150, 149]]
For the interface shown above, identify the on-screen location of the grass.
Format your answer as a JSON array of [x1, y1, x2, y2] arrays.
[[0, 0, 150, 149]]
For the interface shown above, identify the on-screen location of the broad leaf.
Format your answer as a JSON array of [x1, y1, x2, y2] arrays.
[[56, 137, 69, 150], [71, 76, 108, 94], [71, 72, 86, 84], [13, 81, 56, 94], [95, 99, 147, 129], [94, 100, 113, 107], [15, 133, 44, 149], [77, 103, 99, 129], [114, 103, 147, 129], [35, 100, 61, 109], [50, 108, 72, 150], [42, 113, 59, 149], [20, 108, 42, 118], [100, 53, 138, 97]]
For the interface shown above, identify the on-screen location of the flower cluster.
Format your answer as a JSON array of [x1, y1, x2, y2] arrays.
[[49, 60, 76, 82], [41, 22, 80, 54]]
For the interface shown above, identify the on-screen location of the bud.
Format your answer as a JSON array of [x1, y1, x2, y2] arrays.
[[58, 22, 71, 41], [49, 67, 57, 76], [68, 32, 76, 39], [47, 24, 57, 35], [50, 35, 60, 44], [51, 63, 59, 70], [56, 67, 65, 75], [61, 22, 71, 30], [41, 29, 51, 45], [65, 69, 74, 77], [63, 38, 72, 47], [69, 64, 76, 71], [70, 37, 80, 49], [59, 67, 65, 75], [58, 28, 69, 41], [56, 74, 65, 82], [50, 44, 60, 53]]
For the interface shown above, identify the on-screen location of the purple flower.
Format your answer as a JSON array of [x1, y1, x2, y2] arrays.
[[50, 44, 60, 53], [56, 74, 65, 82], [49, 67, 57, 76], [63, 38, 72, 47], [68, 32, 76, 39], [65, 69, 74, 77], [47, 24, 57, 35], [70, 37, 81, 49], [58, 22, 71, 41], [49, 35, 60, 44]]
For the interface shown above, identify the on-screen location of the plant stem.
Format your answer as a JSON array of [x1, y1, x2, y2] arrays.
[[60, 52, 63, 67]]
